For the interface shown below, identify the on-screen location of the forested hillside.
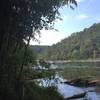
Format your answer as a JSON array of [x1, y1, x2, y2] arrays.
[[30, 45, 50, 58], [31, 23, 100, 60]]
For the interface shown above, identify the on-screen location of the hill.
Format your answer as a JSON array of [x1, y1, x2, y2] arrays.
[[30, 45, 50, 58], [30, 23, 100, 60]]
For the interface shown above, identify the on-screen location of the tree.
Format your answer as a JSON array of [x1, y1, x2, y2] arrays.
[[0, 0, 77, 99], [34, 23, 100, 60], [0, 0, 77, 71]]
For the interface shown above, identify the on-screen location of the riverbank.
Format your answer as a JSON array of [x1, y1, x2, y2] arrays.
[[46, 59, 100, 64]]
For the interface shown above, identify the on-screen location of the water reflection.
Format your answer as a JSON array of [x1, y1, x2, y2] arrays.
[[35, 74, 100, 100]]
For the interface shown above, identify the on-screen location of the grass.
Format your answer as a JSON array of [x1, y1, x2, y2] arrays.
[[57, 62, 100, 80]]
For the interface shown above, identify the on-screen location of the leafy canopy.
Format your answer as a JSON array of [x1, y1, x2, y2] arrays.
[[0, 0, 77, 43]]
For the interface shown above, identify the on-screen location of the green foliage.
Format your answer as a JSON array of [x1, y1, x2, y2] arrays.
[[32, 23, 100, 60], [24, 82, 64, 100], [0, 0, 77, 99]]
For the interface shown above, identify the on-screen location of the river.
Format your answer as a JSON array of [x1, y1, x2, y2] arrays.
[[35, 61, 100, 100]]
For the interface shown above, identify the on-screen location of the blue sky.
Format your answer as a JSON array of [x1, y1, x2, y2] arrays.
[[31, 0, 100, 45]]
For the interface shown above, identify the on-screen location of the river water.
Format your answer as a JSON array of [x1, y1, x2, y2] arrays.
[[36, 64, 100, 100], [35, 74, 100, 100]]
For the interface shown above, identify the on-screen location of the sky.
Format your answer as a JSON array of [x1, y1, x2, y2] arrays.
[[30, 0, 100, 46]]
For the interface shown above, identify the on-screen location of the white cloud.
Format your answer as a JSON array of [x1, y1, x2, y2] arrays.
[[55, 16, 68, 25], [88, 0, 95, 2], [77, 14, 88, 20], [76, 0, 94, 3], [30, 29, 64, 45], [76, 0, 85, 3]]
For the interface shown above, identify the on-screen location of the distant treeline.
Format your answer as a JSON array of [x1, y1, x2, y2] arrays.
[[30, 23, 100, 60]]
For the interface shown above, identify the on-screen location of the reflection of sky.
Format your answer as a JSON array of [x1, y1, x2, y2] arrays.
[[57, 83, 84, 98], [85, 92, 100, 100], [31, 0, 100, 45], [35, 78, 100, 99]]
